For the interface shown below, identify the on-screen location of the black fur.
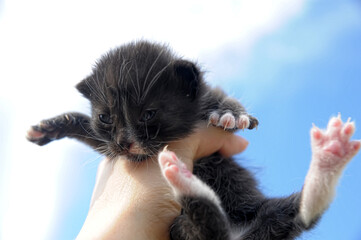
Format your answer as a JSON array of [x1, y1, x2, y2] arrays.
[[74, 42, 206, 160], [170, 195, 232, 240], [27, 41, 317, 239], [187, 154, 307, 240]]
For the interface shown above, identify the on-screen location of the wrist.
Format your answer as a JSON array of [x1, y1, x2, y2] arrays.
[[78, 156, 179, 240]]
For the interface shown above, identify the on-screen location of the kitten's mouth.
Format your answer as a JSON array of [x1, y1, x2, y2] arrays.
[[128, 142, 146, 155], [125, 142, 151, 162], [110, 142, 156, 162], [126, 153, 150, 162]]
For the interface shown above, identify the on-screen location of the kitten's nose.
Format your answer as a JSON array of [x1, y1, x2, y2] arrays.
[[116, 132, 137, 151]]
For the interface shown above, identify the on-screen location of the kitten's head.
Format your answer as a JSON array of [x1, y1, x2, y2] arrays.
[[76, 41, 204, 161]]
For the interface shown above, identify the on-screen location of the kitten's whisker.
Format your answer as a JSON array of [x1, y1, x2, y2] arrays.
[[81, 154, 104, 168], [92, 71, 108, 104], [123, 61, 140, 104], [85, 77, 107, 105], [141, 62, 171, 102], [77, 124, 109, 144], [119, 59, 132, 87], [134, 61, 141, 104], [143, 48, 165, 93], [144, 122, 150, 140], [150, 124, 161, 140]]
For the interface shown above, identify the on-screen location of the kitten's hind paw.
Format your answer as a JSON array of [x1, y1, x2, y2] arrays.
[[300, 114, 361, 226], [209, 111, 258, 131], [310, 114, 361, 170], [158, 149, 222, 206], [158, 150, 194, 196]]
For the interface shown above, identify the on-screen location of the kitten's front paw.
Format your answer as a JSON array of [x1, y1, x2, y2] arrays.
[[27, 124, 58, 146], [209, 111, 258, 131], [26, 114, 74, 146], [311, 114, 361, 171]]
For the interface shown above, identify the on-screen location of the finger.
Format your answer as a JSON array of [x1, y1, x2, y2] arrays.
[[219, 134, 248, 157], [192, 125, 248, 159]]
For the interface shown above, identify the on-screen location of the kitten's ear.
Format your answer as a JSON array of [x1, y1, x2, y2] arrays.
[[76, 78, 92, 99], [173, 60, 200, 101]]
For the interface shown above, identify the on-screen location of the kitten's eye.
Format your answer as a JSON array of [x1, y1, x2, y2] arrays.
[[99, 114, 113, 124], [140, 110, 157, 122]]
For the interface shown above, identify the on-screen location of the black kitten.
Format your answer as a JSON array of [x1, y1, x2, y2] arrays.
[[27, 41, 360, 240]]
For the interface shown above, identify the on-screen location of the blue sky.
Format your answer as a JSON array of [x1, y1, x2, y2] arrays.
[[0, 0, 360, 239], [236, 1, 361, 239]]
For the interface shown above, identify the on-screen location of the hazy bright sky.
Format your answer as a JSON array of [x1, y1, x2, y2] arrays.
[[1, 0, 361, 239]]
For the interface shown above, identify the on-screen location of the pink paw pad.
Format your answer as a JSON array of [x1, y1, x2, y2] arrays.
[[237, 115, 250, 130], [342, 121, 355, 139], [327, 116, 343, 138], [209, 112, 220, 126], [158, 150, 224, 207], [323, 140, 343, 157], [350, 141, 361, 152], [208, 111, 258, 130], [219, 113, 236, 129], [330, 117, 342, 127], [311, 115, 361, 170], [311, 126, 323, 141], [26, 128, 45, 140], [158, 150, 194, 194]]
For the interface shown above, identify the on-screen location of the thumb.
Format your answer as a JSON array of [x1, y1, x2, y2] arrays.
[[218, 134, 248, 158]]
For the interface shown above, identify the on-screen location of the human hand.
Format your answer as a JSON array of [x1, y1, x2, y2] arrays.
[[167, 123, 249, 170], [76, 125, 248, 240]]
